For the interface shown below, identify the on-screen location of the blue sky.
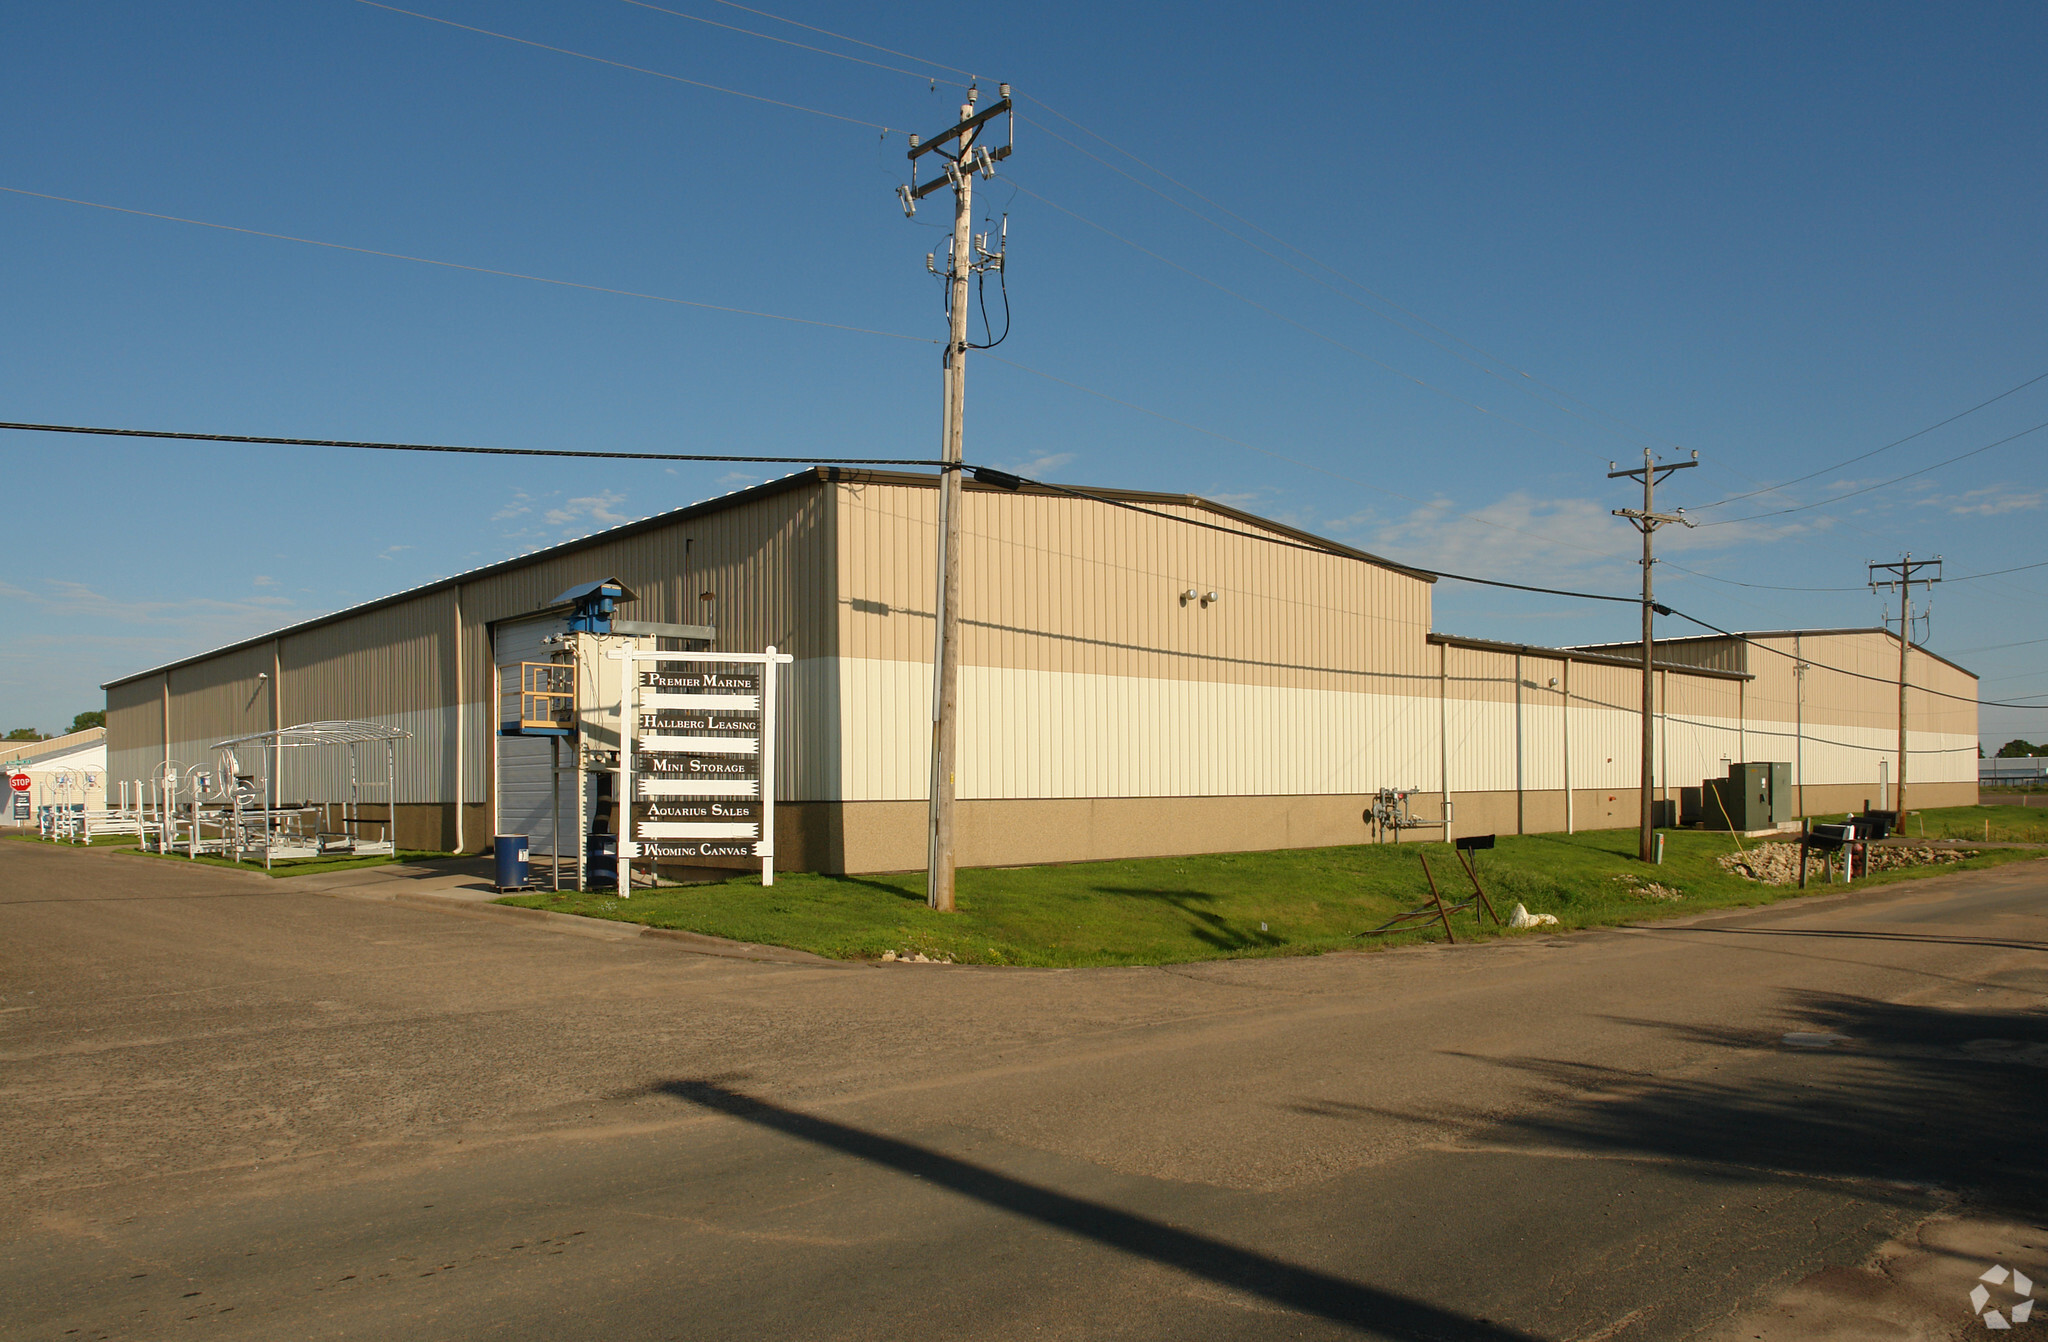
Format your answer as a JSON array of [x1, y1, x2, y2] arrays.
[[2, 1, 2044, 746]]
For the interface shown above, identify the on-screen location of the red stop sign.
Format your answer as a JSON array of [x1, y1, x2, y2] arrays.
[[9, 774, 29, 793]]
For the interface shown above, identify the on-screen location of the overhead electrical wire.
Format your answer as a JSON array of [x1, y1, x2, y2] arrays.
[[698, 0, 977, 79], [612, 0, 959, 84], [409, 0, 2035, 563], [1696, 417, 2048, 527], [0, 186, 935, 345], [1017, 96, 1695, 455], [1692, 367, 2048, 512], [986, 468, 1638, 602], [1019, 113, 1667, 463], [1660, 555, 2048, 593], [977, 350, 1631, 565], [0, 421, 943, 466], [1657, 563, 1868, 593], [1005, 182, 1604, 462], [1660, 605, 2048, 709], [1944, 635, 2048, 656], [0, 414, 1639, 604], [20, 416, 2036, 714], [352, 0, 906, 132]]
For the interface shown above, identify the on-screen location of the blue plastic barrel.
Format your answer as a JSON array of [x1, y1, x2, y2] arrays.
[[586, 833, 619, 889], [493, 835, 529, 891]]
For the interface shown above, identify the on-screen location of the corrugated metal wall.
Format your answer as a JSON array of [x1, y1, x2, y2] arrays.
[[103, 676, 163, 794], [101, 471, 1980, 848], [105, 478, 835, 821], [833, 479, 1441, 802]]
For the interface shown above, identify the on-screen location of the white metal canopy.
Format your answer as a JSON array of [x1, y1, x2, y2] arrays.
[[212, 721, 411, 749]]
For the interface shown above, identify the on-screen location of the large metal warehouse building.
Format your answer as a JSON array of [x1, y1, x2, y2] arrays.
[[103, 469, 1979, 873]]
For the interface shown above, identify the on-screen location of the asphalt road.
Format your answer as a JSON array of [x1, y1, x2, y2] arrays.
[[3, 839, 2045, 1341]]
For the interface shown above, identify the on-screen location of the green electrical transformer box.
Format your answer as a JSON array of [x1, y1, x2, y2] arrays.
[[1702, 761, 1792, 831]]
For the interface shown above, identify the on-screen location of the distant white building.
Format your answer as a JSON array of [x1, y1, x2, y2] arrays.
[[4, 727, 107, 826], [1981, 755, 2048, 786]]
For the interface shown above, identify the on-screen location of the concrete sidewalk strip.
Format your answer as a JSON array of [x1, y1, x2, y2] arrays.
[[325, 872, 847, 967], [306, 864, 854, 965], [92, 846, 855, 967]]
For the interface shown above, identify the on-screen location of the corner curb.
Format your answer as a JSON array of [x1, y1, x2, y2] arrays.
[[373, 888, 858, 966]]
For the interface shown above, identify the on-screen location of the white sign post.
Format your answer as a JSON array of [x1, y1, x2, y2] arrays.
[[616, 646, 793, 891]]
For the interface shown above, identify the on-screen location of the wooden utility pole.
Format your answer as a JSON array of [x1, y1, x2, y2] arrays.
[[1610, 448, 1697, 863], [1867, 554, 1941, 814], [898, 84, 1012, 911]]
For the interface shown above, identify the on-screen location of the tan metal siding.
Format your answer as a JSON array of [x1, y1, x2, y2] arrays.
[[103, 676, 165, 792], [833, 479, 1442, 803], [279, 592, 452, 803]]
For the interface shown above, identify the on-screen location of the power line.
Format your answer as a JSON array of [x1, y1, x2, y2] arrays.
[[0, 412, 1642, 605], [1006, 181, 1606, 463], [1015, 92, 2045, 548], [1692, 367, 2048, 512], [1943, 635, 2048, 656], [1950, 558, 2048, 582], [613, 0, 959, 84], [1661, 605, 2042, 709], [1661, 555, 2048, 593], [0, 421, 943, 466], [1019, 95, 1694, 457], [982, 468, 1640, 603], [699, 0, 976, 78], [1018, 115, 1660, 460], [352, 0, 905, 132], [1698, 417, 2048, 527], [1658, 563, 1867, 593], [977, 351, 1629, 564], [0, 185, 935, 344]]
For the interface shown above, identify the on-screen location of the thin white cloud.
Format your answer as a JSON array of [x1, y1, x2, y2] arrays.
[[492, 491, 535, 522], [543, 492, 631, 528], [997, 451, 1077, 478], [1914, 484, 2041, 516]]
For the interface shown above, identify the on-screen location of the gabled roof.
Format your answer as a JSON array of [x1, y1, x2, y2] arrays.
[[1571, 628, 1979, 680], [104, 468, 1431, 688]]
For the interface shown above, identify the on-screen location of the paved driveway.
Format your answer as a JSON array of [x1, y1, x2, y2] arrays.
[[3, 839, 2045, 1340]]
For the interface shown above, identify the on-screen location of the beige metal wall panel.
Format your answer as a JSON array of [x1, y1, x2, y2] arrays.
[[276, 591, 453, 802], [103, 675, 165, 791], [834, 657, 1441, 802], [1519, 654, 1568, 794], [1561, 658, 1661, 793], [1741, 633, 1978, 789], [833, 481, 1437, 691], [460, 485, 833, 656], [463, 484, 836, 815], [1656, 669, 1745, 796], [162, 642, 275, 781]]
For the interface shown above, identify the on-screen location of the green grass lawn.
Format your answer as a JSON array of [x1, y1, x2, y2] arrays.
[[114, 846, 454, 878], [499, 813, 2041, 967], [1903, 803, 2048, 844]]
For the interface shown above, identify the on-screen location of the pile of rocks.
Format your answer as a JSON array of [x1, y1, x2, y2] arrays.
[[1612, 874, 1685, 901], [1717, 841, 1965, 886]]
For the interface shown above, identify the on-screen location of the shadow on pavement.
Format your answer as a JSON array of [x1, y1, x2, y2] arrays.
[[651, 1077, 1537, 1340], [1316, 992, 2048, 1219]]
